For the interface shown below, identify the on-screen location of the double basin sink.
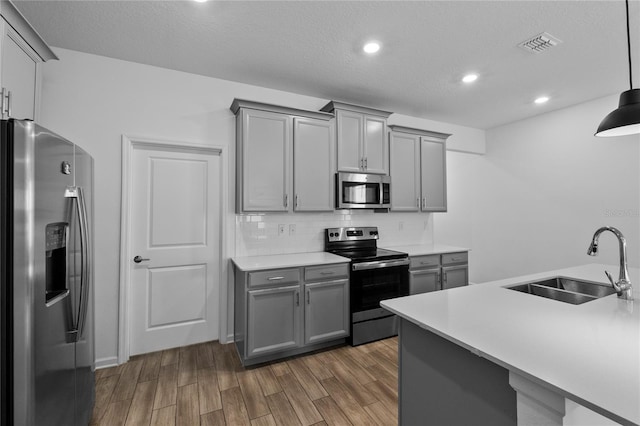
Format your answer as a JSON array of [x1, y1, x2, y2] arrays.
[[506, 277, 616, 305]]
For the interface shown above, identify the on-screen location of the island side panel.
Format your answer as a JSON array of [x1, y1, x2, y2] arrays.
[[399, 319, 517, 426]]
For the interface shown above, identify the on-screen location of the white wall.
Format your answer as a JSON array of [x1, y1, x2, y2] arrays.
[[436, 94, 640, 284], [38, 48, 486, 366]]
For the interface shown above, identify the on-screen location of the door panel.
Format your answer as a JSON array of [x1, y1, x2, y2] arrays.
[[420, 138, 447, 211], [390, 132, 420, 211], [242, 109, 289, 211], [304, 279, 349, 345], [71, 145, 95, 426], [149, 158, 208, 246], [336, 110, 362, 172], [293, 118, 334, 211], [409, 269, 440, 295], [148, 265, 207, 327], [247, 286, 300, 357], [363, 116, 387, 174], [32, 123, 76, 426], [442, 266, 468, 290], [130, 145, 221, 355]]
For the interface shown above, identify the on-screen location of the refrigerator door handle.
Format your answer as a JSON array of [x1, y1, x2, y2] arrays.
[[65, 185, 91, 343]]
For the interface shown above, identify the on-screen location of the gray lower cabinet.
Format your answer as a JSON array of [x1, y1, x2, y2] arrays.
[[409, 251, 468, 294], [235, 263, 349, 366], [304, 279, 349, 345], [247, 285, 301, 357]]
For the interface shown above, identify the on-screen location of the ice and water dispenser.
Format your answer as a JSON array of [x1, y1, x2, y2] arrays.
[[45, 222, 68, 304]]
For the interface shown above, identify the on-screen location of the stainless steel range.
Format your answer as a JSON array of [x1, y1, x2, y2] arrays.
[[325, 227, 409, 346]]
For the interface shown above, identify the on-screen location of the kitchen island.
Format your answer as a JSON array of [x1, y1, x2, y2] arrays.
[[381, 264, 639, 426]]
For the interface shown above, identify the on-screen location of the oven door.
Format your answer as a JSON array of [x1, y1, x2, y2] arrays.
[[350, 262, 409, 314]]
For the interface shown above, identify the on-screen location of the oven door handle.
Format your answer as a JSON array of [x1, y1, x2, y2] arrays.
[[352, 258, 410, 271]]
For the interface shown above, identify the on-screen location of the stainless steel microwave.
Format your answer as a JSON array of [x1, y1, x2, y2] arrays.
[[336, 172, 391, 209]]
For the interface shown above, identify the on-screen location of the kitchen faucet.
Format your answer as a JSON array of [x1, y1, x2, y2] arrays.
[[587, 226, 633, 300]]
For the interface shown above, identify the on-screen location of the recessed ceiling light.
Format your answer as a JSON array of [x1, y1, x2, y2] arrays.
[[534, 96, 550, 104], [462, 74, 478, 83], [363, 42, 381, 54], [193, 0, 208, 3]]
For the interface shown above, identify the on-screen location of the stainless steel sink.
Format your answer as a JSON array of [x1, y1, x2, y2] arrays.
[[506, 277, 616, 305]]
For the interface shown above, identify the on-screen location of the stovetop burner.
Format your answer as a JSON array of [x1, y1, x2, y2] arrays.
[[324, 226, 408, 262], [327, 247, 408, 262]]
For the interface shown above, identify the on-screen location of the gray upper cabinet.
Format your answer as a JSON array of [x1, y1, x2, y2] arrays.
[[421, 136, 448, 212], [389, 126, 450, 212], [1, 2, 57, 120], [238, 108, 291, 212], [231, 99, 334, 213], [321, 101, 392, 175], [389, 131, 421, 211], [293, 117, 335, 211]]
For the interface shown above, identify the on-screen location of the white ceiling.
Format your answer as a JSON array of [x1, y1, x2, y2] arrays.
[[13, 0, 640, 129]]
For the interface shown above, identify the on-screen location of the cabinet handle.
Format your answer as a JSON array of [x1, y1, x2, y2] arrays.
[[443, 272, 447, 282], [296, 291, 300, 306], [422, 197, 426, 209], [284, 194, 288, 208], [451, 257, 462, 261], [360, 158, 364, 169], [417, 198, 420, 208], [319, 271, 334, 276], [295, 195, 298, 208], [306, 290, 310, 304], [6, 90, 11, 118], [1, 88, 10, 118], [267, 276, 285, 281], [364, 157, 368, 169]]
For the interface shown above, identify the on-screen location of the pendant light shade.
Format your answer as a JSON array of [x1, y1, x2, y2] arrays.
[[595, 0, 640, 137], [595, 88, 640, 137]]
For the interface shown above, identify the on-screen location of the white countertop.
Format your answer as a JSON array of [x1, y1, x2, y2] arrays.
[[383, 243, 469, 256], [232, 252, 350, 271], [381, 263, 640, 426]]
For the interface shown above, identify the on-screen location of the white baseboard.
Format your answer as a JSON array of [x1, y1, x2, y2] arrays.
[[95, 356, 119, 370]]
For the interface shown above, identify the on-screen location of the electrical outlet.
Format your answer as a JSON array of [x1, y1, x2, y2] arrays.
[[278, 224, 286, 236], [289, 224, 296, 236], [398, 221, 404, 231]]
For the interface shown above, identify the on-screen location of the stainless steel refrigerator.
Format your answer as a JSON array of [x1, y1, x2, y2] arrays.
[[1, 119, 95, 425]]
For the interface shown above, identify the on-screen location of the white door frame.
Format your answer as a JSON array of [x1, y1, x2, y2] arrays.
[[118, 135, 227, 364]]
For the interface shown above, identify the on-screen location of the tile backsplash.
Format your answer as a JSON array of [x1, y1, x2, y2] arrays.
[[235, 211, 434, 257]]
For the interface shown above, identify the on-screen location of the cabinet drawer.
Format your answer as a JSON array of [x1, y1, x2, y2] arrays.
[[410, 255, 440, 270], [304, 264, 349, 282], [248, 268, 300, 288], [441, 252, 468, 265]]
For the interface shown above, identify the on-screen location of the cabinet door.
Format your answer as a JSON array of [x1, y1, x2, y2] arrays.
[[241, 109, 291, 212], [336, 109, 363, 172], [442, 265, 468, 290], [420, 137, 447, 212], [409, 269, 441, 295], [293, 117, 335, 211], [390, 132, 420, 211], [247, 285, 301, 357], [1, 20, 38, 120], [304, 279, 349, 345], [363, 115, 388, 174]]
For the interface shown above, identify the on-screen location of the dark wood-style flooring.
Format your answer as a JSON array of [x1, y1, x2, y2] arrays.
[[90, 337, 399, 425]]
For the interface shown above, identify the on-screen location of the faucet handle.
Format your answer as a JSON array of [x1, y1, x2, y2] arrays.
[[604, 270, 615, 287]]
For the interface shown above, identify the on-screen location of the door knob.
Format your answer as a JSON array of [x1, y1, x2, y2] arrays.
[[133, 255, 150, 263]]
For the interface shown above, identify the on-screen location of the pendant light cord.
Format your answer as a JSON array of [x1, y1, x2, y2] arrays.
[[626, 0, 633, 89]]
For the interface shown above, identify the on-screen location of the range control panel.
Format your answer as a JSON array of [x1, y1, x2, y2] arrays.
[[326, 227, 379, 242]]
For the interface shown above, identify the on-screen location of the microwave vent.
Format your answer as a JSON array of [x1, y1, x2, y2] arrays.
[[518, 32, 562, 53]]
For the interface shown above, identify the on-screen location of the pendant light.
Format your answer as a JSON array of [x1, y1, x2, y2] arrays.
[[595, 0, 640, 137]]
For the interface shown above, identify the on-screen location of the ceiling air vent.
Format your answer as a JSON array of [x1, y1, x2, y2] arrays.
[[518, 32, 562, 53]]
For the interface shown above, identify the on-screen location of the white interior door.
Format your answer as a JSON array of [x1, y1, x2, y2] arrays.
[[129, 145, 221, 355]]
